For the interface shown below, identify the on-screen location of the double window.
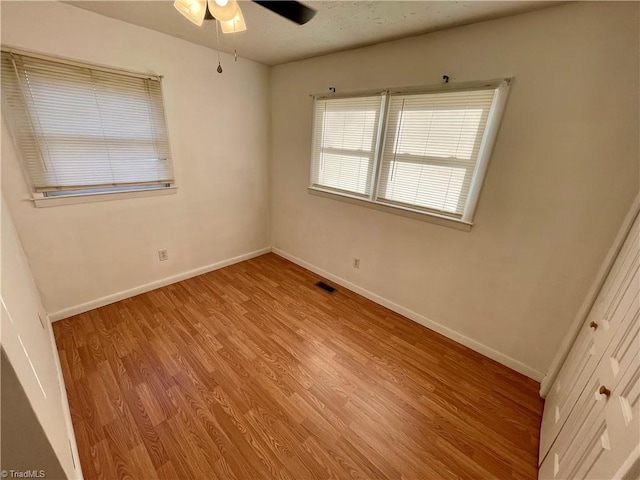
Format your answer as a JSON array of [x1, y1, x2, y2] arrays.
[[310, 80, 510, 225], [1, 50, 174, 203]]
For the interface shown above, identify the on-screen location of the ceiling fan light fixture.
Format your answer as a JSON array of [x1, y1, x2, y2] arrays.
[[174, 0, 207, 26], [207, 0, 239, 21], [220, 8, 247, 33]]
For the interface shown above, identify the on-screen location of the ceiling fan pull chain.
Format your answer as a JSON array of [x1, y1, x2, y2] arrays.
[[233, 17, 238, 62], [215, 19, 223, 73]]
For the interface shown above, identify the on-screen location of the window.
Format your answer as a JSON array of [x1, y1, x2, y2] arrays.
[[1, 50, 174, 202], [311, 95, 383, 196], [310, 80, 510, 225]]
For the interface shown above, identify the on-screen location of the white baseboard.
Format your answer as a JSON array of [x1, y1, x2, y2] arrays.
[[49, 244, 544, 382], [49, 247, 272, 322], [272, 247, 544, 382]]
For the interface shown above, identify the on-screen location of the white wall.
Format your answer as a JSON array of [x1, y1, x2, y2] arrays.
[[1, 1, 270, 317], [269, 2, 640, 379], [1, 193, 80, 479]]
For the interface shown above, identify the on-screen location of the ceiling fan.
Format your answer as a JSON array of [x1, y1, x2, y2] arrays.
[[174, 0, 316, 34]]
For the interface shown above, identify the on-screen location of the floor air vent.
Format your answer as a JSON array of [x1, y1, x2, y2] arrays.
[[315, 281, 337, 294]]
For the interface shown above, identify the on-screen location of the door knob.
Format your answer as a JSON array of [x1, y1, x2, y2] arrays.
[[590, 321, 598, 330], [599, 385, 611, 397]]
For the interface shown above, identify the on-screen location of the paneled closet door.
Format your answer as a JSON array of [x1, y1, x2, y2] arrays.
[[539, 284, 639, 479], [539, 215, 640, 462], [539, 319, 600, 460], [539, 366, 607, 479], [578, 346, 639, 479], [592, 222, 640, 355]]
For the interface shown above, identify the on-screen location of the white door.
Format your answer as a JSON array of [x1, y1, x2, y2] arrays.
[[540, 214, 640, 462], [539, 272, 639, 479], [580, 287, 639, 479]]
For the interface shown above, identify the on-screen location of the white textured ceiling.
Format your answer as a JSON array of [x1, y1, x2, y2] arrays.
[[67, 0, 563, 65]]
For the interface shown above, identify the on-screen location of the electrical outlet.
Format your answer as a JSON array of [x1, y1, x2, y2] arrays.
[[158, 249, 168, 261], [353, 258, 360, 269]]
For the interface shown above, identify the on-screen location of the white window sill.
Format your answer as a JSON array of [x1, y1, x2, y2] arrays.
[[308, 187, 473, 232], [32, 186, 178, 208]]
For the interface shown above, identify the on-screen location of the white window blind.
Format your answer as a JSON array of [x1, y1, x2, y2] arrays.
[[1, 51, 174, 194], [311, 95, 383, 197], [309, 81, 509, 225], [377, 89, 496, 217]]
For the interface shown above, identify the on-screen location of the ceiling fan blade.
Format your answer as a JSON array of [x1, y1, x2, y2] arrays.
[[253, 1, 316, 25]]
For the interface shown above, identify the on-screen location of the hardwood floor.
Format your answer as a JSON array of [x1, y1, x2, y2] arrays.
[[53, 253, 543, 480]]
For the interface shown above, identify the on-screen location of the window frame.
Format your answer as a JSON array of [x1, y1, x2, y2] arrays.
[[309, 78, 511, 229], [310, 93, 386, 198], [1, 47, 177, 207]]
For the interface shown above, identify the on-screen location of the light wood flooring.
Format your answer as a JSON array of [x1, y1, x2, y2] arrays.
[[53, 253, 543, 480]]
